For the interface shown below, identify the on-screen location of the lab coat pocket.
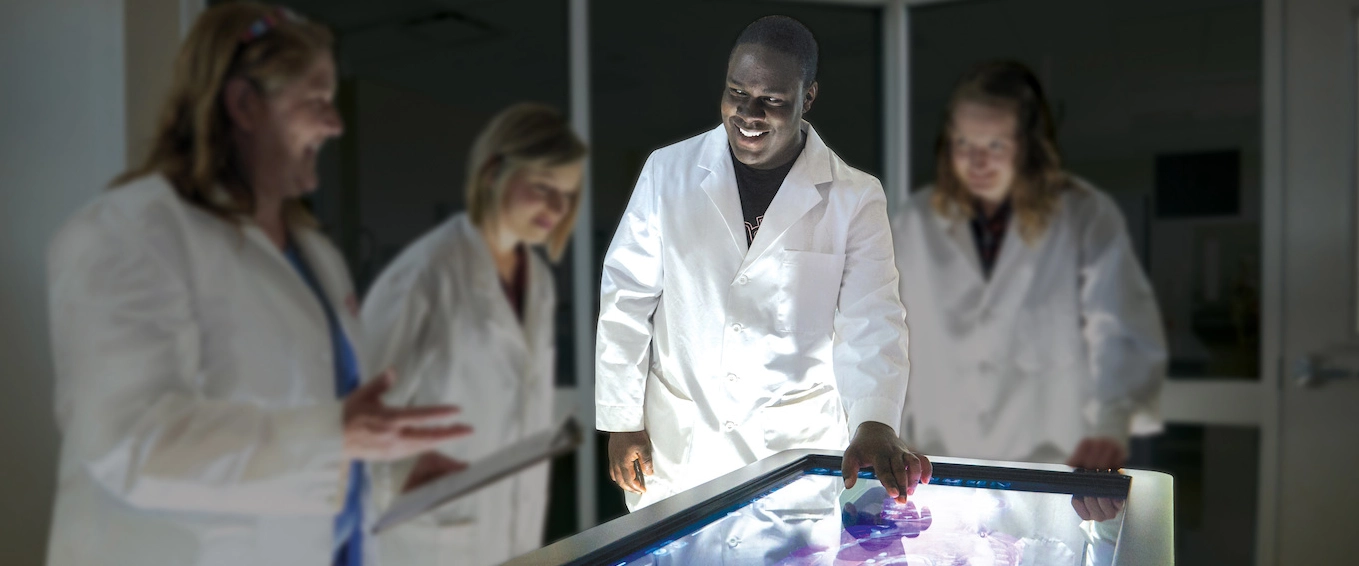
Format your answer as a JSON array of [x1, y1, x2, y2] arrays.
[[435, 521, 478, 562], [1013, 302, 1081, 375], [1013, 309, 1051, 374], [757, 383, 847, 453], [374, 515, 460, 565], [776, 251, 846, 334], [644, 370, 697, 468]]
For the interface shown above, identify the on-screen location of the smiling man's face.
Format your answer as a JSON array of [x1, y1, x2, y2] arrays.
[[720, 43, 817, 169]]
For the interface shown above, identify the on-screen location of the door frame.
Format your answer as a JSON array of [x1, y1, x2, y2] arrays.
[[1257, 1, 1283, 563]]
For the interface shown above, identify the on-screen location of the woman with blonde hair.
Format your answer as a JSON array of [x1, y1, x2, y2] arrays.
[[893, 61, 1167, 480], [45, 4, 469, 565], [362, 102, 586, 565]]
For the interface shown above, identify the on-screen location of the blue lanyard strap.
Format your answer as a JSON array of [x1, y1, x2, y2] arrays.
[[281, 242, 365, 566]]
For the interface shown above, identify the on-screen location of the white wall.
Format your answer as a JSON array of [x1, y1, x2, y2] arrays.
[[0, 0, 126, 563], [124, 0, 185, 169]]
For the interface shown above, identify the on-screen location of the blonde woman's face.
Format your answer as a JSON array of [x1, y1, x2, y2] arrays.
[[254, 53, 343, 198], [499, 161, 584, 245], [949, 101, 1019, 205]]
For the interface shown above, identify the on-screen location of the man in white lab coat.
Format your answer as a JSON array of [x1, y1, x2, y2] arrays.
[[596, 15, 929, 511]]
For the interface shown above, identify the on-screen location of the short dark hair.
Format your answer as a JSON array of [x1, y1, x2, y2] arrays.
[[732, 15, 818, 87]]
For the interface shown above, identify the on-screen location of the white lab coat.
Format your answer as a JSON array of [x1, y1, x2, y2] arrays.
[[45, 174, 370, 566], [596, 123, 909, 510], [893, 180, 1167, 464], [361, 213, 555, 566]]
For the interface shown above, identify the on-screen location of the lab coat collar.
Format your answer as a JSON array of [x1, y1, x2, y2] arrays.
[[930, 196, 985, 283], [240, 218, 364, 375], [931, 196, 1043, 306], [696, 121, 832, 267], [293, 227, 363, 350], [241, 220, 329, 327], [453, 214, 536, 353], [188, 186, 328, 325], [696, 126, 748, 256]]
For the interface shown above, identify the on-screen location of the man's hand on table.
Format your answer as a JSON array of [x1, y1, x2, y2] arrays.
[[841, 421, 932, 504]]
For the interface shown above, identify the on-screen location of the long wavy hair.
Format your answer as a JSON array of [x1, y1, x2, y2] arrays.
[[932, 60, 1070, 242], [111, 2, 332, 227]]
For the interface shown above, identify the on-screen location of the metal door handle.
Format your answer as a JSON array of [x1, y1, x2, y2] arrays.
[[1295, 353, 1359, 388]]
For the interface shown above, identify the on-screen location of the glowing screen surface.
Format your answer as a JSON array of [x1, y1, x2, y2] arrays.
[[614, 467, 1126, 566]]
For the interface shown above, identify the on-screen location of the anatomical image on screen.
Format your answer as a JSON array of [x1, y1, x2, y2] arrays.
[[618, 471, 1126, 565]]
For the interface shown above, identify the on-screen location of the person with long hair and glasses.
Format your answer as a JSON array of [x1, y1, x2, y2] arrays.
[[892, 61, 1167, 519], [45, 4, 470, 565]]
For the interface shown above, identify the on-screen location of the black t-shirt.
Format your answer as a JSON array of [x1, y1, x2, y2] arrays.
[[731, 137, 808, 245]]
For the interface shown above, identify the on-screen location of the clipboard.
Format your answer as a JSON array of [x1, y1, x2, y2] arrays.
[[371, 416, 583, 534]]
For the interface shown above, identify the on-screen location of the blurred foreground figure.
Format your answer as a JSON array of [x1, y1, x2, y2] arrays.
[[362, 103, 586, 566], [45, 4, 470, 565], [597, 15, 928, 513], [894, 60, 1167, 471]]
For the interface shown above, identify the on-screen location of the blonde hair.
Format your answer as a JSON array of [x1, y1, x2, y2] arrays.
[[112, 2, 333, 226], [932, 60, 1071, 243], [466, 103, 588, 261]]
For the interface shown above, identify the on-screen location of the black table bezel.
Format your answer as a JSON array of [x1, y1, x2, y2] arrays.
[[567, 454, 1132, 566]]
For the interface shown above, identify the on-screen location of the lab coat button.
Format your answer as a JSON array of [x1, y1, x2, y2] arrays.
[[724, 420, 737, 432], [736, 274, 749, 285], [727, 536, 741, 548], [727, 373, 739, 382], [731, 323, 744, 333]]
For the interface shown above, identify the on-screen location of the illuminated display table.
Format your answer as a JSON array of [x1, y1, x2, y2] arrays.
[[508, 450, 1173, 565]]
